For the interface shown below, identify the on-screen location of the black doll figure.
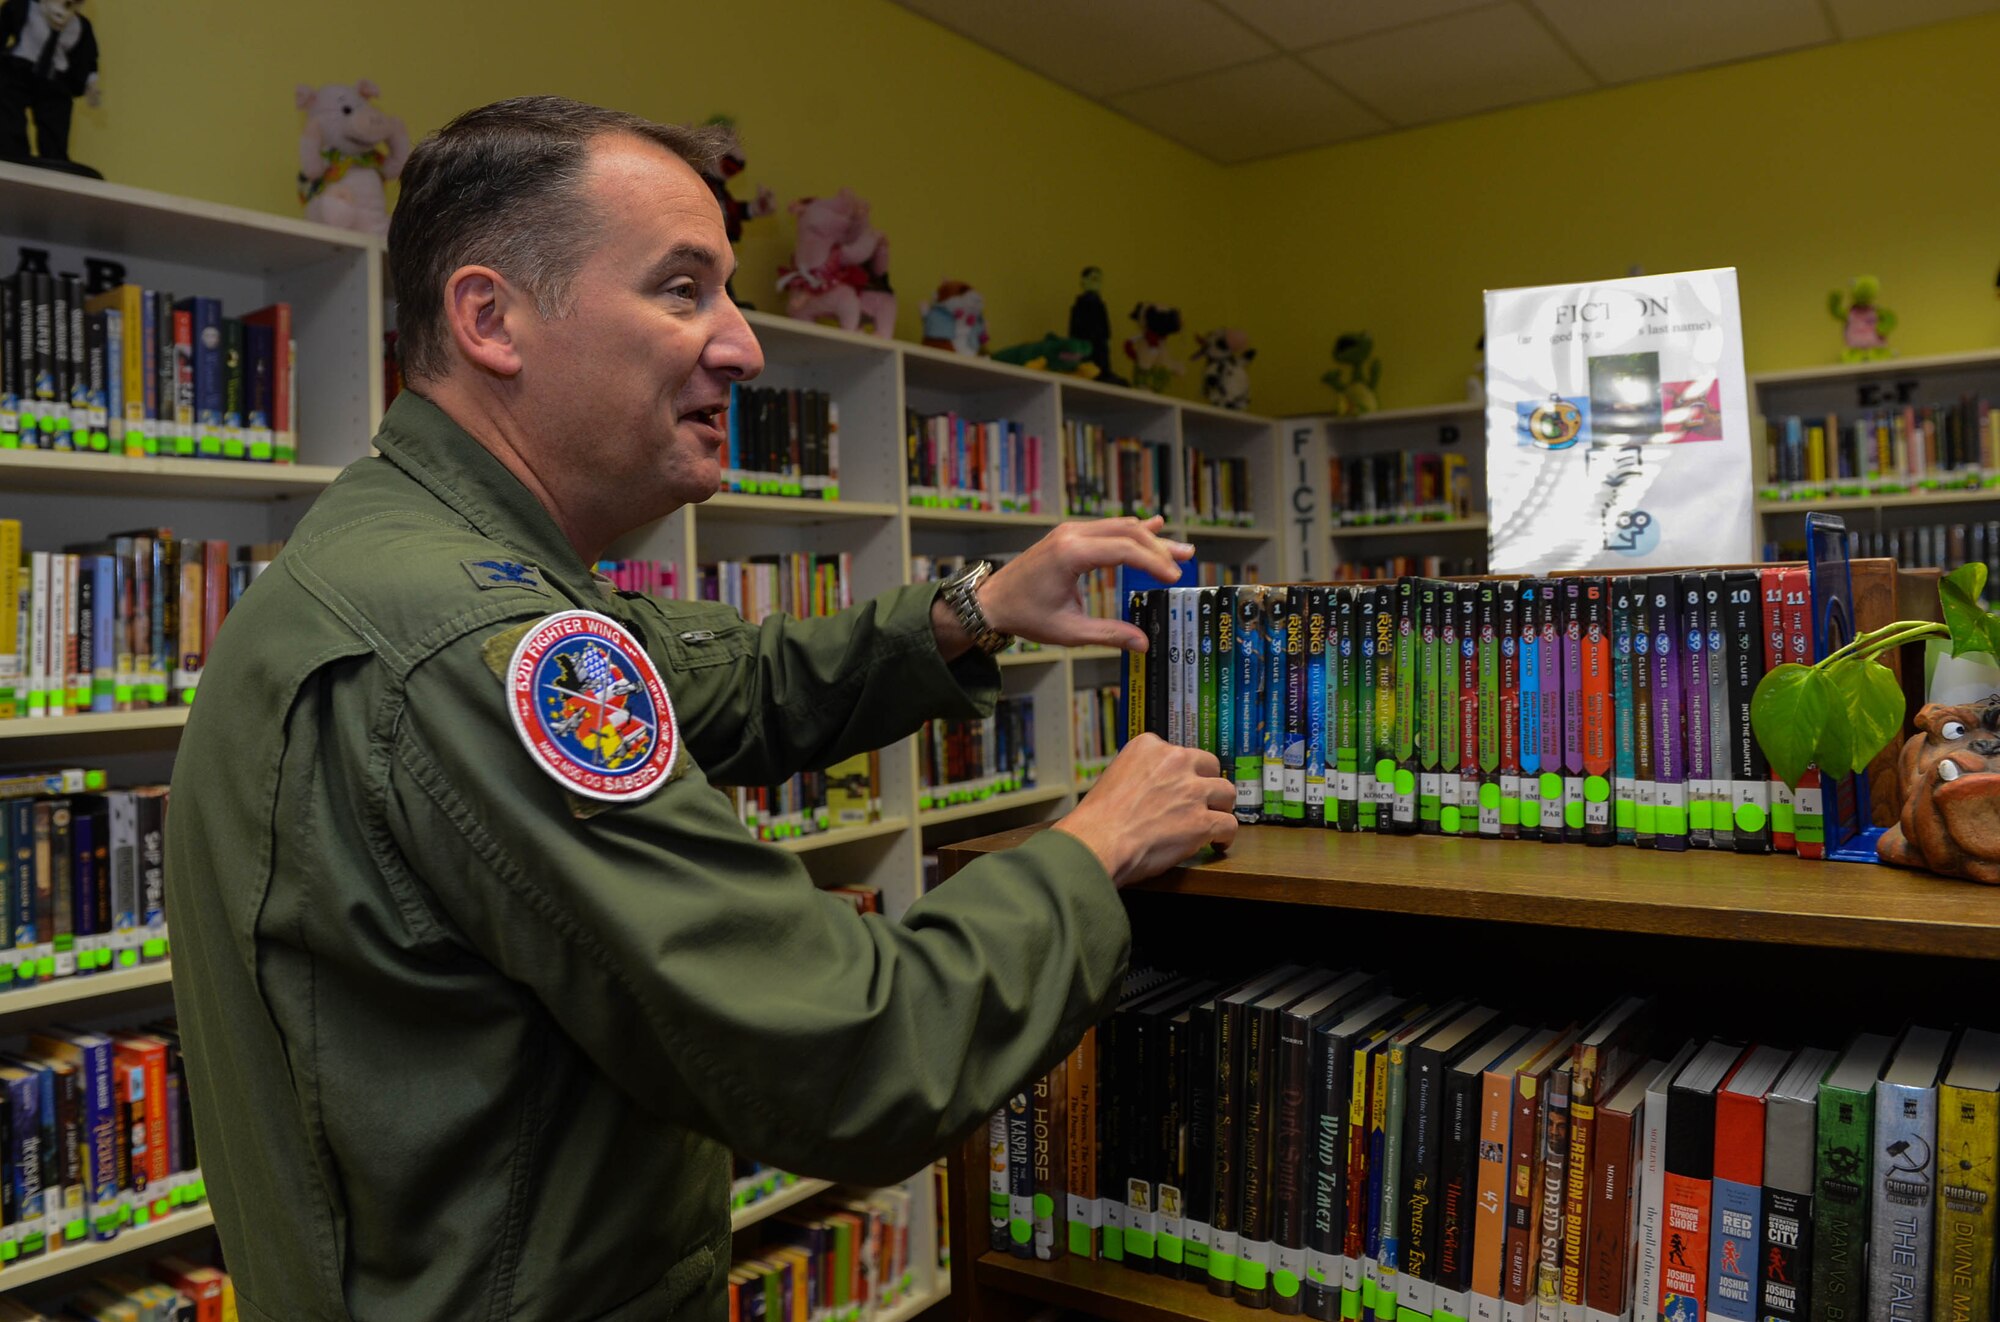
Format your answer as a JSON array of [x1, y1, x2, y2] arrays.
[[0, 0, 100, 176]]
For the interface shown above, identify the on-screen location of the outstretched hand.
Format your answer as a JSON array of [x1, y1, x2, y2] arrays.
[[981, 517, 1193, 651]]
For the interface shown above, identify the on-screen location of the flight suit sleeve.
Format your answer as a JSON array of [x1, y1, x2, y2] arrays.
[[632, 582, 1003, 787], [384, 621, 1129, 1186]]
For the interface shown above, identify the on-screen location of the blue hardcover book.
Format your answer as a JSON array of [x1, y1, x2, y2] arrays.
[[30, 1029, 117, 1241], [89, 554, 113, 712], [1518, 581, 1542, 841], [70, 810, 96, 977], [172, 296, 223, 454], [1236, 586, 1267, 822], [1709, 1046, 1793, 1321], [1264, 588, 1289, 823], [0, 1061, 46, 1253]]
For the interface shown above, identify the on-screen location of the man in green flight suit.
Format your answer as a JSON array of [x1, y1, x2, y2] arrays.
[[167, 96, 1238, 1321]]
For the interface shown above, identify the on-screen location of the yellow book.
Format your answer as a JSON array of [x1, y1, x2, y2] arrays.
[[0, 518, 18, 718], [1936, 1028, 2000, 1321]]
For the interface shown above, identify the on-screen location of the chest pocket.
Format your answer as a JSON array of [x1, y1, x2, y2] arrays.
[[656, 612, 757, 671]]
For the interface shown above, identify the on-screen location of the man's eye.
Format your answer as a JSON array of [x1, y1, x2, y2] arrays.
[[665, 281, 700, 303]]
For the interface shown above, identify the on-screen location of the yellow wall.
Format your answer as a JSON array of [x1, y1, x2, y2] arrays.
[[60, 4, 2000, 419], [1231, 12, 2000, 415], [67, 0, 1234, 401]]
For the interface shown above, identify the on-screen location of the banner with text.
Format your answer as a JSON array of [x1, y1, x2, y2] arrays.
[[1484, 267, 1753, 574]]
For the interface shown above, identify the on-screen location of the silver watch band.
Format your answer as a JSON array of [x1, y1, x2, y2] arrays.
[[942, 561, 1013, 656]]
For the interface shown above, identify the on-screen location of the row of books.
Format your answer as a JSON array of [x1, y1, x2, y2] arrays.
[[918, 695, 1036, 810], [0, 780, 169, 985], [729, 1184, 920, 1322], [1184, 447, 1255, 528], [698, 554, 854, 627], [1766, 523, 2000, 583], [1063, 423, 1171, 519], [724, 385, 842, 499], [1329, 556, 1483, 584], [1329, 452, 1475, 527], [0, 1019, 202, 1257], [993, 969, 2000, 1322], [1759, 401, 1999, 500], [1074, 686, 1117, 785], [1123, 571, 1832, 856], [3, 1253, 235, 1320], [594, 557, 678, 600], [905, 411, 1042, 513], [1, 259, 295, 463], [725, 752, 881, 844], [0, 524, 280, 719]]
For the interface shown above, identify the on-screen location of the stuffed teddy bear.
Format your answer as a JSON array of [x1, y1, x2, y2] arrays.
[[776, 189, 895, 338], [920, 281, 987, 355], [1123, 302, 1184, 394], [1193, 328, 1255, 410], [296, 80, 409, 237], [1877, 696, 2000, 883]]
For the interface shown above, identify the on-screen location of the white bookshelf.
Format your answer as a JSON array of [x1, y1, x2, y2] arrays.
[[0, 1205, 214, 1292], [0, 169, 1285, 1299], [1286, 402, 1487, 580]]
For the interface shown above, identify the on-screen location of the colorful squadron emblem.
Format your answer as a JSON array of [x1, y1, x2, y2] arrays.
[[507, 610, 678, 803]]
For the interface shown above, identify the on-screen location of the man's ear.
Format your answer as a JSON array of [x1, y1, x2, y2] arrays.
[[442, 265, 528, 379]]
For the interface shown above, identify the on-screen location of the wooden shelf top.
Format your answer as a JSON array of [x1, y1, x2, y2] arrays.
[[0, 707, 189, 741], [940, 823, 2000, 958], [0, 448, 345, 500], [0, 961, 172, 1018], [0, 1204, 213, 1291], [976, 1252, 1237, 1322], [1331, 516, 1488, 538], [1757, 487, 1999, 514]]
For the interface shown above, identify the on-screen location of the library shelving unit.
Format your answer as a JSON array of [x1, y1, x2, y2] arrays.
[[1287, 402, 1490, 582], [1749, 348, 2000, 557], [935, 821, 2000, 1322], [0, 163, 1286, 1304]]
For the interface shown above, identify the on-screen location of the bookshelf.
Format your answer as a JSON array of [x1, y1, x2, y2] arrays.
[[1292, 402, 1488, 582], [935, 822, 2000, 1322], [0, 166, 1288, 1299]]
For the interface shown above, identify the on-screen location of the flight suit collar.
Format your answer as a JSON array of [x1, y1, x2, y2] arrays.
[[371, 391, 597, 594]]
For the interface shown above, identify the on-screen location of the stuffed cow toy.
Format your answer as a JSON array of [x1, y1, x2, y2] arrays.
[[296, 79, 409, 236]]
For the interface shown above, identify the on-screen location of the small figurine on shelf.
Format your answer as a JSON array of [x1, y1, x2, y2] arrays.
[[1068, 266, 1124, 385], [1123, 302, 1184, 394], [919, 281, 987, 356], [1192, 327, 1255, 410], [0, 0, 101, 177], [777, 188, 894, 338], [1876, 697, 2000, 883], [1321, 331, 1381, 416], [699, 114, 775, 306], [1829, 275, 1896, 362], [991, 333, 1098, 378], [296, 80, 409, 237], [1467, 332, 1486, 403]]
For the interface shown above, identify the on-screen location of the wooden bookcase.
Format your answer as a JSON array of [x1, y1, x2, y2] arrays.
[[935, 823, 2000, 1322]]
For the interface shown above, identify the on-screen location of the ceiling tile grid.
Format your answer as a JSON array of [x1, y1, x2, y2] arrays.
[[887, 0, 2000, 162]]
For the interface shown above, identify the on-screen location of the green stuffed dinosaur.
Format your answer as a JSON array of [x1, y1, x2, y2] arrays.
[[991, 333, 1099, 379], [1321, 332, 1380, 416]]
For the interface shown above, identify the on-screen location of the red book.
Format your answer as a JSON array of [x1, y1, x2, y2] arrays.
[[1760, 569, 1794, 853], [203, 539, 229, 653], [1584, 1060, 1661, 1317], [243, 303, 293, 460], [1782, 568, 1824, 858], [1662, 1042, 1748, 1321]]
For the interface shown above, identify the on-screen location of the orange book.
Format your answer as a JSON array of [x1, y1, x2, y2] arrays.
[[113, 1035, 169, 1217], [152, 1254, 225, 1322]]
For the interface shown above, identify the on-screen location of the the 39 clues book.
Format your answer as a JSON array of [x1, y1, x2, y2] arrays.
[[1484, 268, 1754, 575]]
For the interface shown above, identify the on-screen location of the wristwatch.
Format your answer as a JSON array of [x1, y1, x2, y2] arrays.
[[939, 560, 1014, 656]]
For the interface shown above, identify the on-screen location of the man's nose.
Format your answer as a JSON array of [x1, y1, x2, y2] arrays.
[[707, 301, 764, 382]]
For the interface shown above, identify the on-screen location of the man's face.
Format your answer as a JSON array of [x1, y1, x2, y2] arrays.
[[513, 134, 762, 532]]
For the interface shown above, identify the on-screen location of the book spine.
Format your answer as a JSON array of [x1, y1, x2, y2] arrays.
[[1518, 582, 1543, 843], [1284, 586, 1308, 822], [1681, 574, 1712, 849], [1216, 588, 1237, 790], [1418, 579, 1443, 834], [1559, 581, 1585, 843], [1708, 1174, 1762, 1319], [1236, 588, 1266, 822], [988, 1110, 1009, 1251], [1868, 1080, 1936, 1321], [1368, 587, 1395, 832], [1610, 580, 1637, 845], [1264, 588, 1290, 823], [1535, 1067, 1571, 1320], [1724, 571, 1772, 853], [1065, 1030, 1099, 1259], [1704, 574, 1734, 851], [1811, 1079, 1871, 1320], [1006, 1091, 1032, 1258], [1306, 586, 1329, 828], [1391, 578, 1419, 833], [1499, 583, 1523, 840], [1032, 1066, 1063, 1260], [1933, 1079, 1997, 1322], [1211, 999, 1243, 1291], [1479, 585, 1503, 837], [1435, 1062, 1484, 1322], [1199, 587, 1220, 757], [1159, 1011, 1193, 1279], [1636, 1076, 1668, 1322], [1472, 1063, 1517, 1319], [1273, 1014, 1316, 1312], [1378, 1041, 1415, 1312], [1650, 574, 1687, 851], [1783, 569, 1823, 858], [1762, 569, 1794, 852], [1335, 586, 1360, 832], [1537, 580, 1563, 841], [1307, 1024, 1351, 1321], [1439, 583, 1464, 837], [1582, 1101, 1638, 1322], [1661, 1166, 1712, 1322], [1456, 587, 1481, 838], [1578, 580, 1612, 846], [1504, 1072, 1545, 1310], [1237, 1005, 1280, 1304], [1760, 1182, 1812, 1322], [1187, 1002, 1217, 1280]]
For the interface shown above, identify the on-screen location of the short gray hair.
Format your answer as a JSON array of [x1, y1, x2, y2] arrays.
[[388, 95, 730, 382]]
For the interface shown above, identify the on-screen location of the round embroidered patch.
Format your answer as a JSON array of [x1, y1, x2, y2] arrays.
[[506, 610, 678, 803]]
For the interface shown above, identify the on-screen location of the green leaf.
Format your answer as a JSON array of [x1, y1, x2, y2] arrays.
[[1841, 659, 1908, 775], [1937, 563, 2000, 659], [1751, 663, 1829, 790]]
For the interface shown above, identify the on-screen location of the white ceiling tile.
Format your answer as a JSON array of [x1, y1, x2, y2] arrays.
[[1823, 0, 2000, 38], [1527, 0, 1832, 82], [889, 0, 1275, 97], [1209, 0, 1495, 50], [1109, 57, 1391, 162], [1302, 4, 1596, 126]]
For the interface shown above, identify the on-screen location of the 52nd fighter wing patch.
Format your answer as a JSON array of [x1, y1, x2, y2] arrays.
[[499, 610, 680, 805]]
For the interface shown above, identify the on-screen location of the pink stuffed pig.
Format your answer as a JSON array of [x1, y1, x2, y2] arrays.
[[776, 188, 895, 338], [296, 79, 410, 236]]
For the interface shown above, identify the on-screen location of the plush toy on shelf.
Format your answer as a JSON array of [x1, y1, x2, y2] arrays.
[[920, 281, 987, 356], [776, 189, 895, 338], [296, 80, 409, 237], [1193, 328, 1255, 410], [1123, 302, 1184, 394], [1068, 266, 1124, 385], [0, 0, 101, 176], [1829, 275, 1896, 362], [1321, 331, 1381, 416], [991, 333, 1097, 378], [699, 115, 774, 306]]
